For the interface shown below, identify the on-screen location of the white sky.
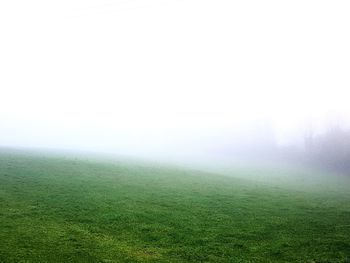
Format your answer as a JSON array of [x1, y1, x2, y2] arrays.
[[1, 0, 350, 154]]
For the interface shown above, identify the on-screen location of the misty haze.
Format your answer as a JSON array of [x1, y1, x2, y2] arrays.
[[1, 0, 350, 262]]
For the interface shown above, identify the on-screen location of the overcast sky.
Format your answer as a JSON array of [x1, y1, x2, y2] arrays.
[[1, 0, 349, 155]]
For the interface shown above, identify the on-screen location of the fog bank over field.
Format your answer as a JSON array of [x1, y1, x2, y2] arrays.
[[1, 0, 350, 169]]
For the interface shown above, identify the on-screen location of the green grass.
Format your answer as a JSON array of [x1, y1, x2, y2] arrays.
[[0, 150, 350, 262]]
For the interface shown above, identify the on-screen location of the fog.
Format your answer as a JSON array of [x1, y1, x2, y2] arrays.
[[1, 0, 350, 167]]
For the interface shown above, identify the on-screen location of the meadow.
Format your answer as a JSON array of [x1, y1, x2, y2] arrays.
[[0, 150, 350, 262]]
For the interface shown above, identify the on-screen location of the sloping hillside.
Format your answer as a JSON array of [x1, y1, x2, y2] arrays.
[[0, 151, 350, 262]]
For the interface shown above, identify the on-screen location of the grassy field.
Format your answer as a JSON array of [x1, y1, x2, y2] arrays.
[[0, 150, 350, 262]]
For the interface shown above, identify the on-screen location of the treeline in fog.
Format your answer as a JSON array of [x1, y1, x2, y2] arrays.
[[210, 120, 350, 175], [302, 124, 350, 173]]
